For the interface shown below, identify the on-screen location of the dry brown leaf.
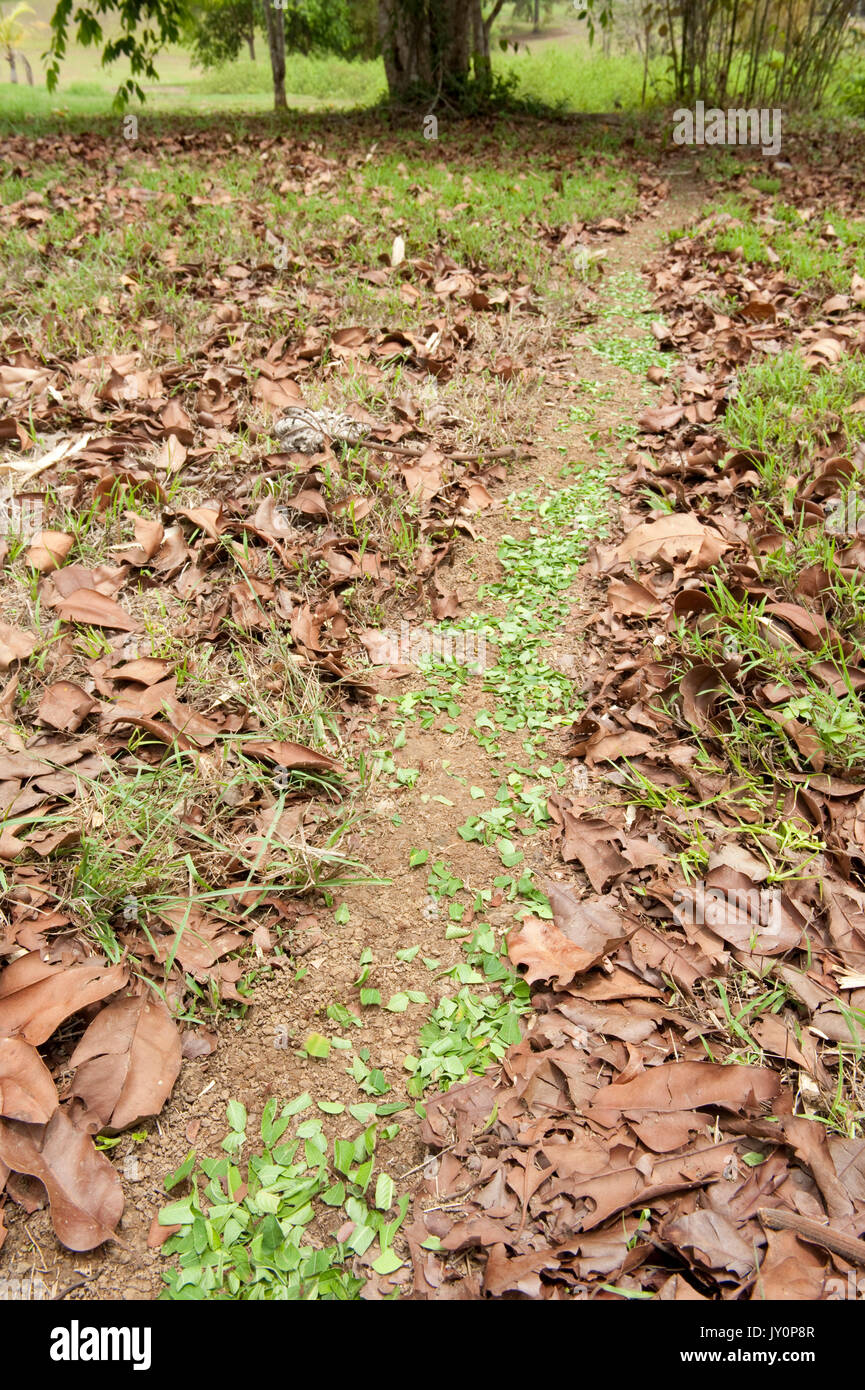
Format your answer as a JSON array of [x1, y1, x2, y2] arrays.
[[67, 994, 182, 1131], [0, 1038, 58, 1124], [37, 680, 98, 732], [0, 954, 128, 1046], [55, 589, 141, 633], [242, 738, 339, 771], [590, 1061, 780, 1117], [615, 515, 730, 570], [0, 1108, 123, 1250], [0, 620, 38, 670], [507, 916, 605, 988], [26, 530, 74, 572]]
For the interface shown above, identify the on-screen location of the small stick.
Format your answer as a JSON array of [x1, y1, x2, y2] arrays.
[[52, 1279, 89, 1301], [757, 1207, 865, 1267], [398, 1140, 459, 1181]]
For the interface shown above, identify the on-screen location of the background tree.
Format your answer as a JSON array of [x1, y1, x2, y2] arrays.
[[578, 0, 860, 106], [47, 0, 375, 108], [47, 0, 189, 105], [0, 1, 34, 83], [185, 0, 257, 66], [46, 0, 859, 110], [509, 0, 554, 32], [378, 0, 508, 102], [261, 0, 370, 110]]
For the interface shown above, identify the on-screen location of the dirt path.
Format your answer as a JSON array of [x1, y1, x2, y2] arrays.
[[3, 183, 705, 1301]]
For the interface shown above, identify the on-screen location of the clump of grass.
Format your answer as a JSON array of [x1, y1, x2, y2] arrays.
[[709, 195, 865, 295], [725, 350, 865, 496]]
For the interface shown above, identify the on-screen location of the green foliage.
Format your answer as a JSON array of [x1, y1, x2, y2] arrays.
[[276, 0, 365, 59], [185, 0, 257, 70], [194, 51, 385, 99], [577, 0, 859, 108], [47, 0, 189, 106], [47, 0, 377, 105], [0, 2, 33, 50], [185, 0, 378, 72], [159, 1099, 409, 1299]]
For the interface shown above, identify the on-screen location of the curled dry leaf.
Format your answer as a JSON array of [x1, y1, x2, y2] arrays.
[[67, 994, 182, 1132], [0, 620, 38, 671], [242, 738, 339, 771], [0, 1108, 123, 1251], [26, 530, 74, 572], [114, 514, 164, 566], [0, 954, 128, 1046]]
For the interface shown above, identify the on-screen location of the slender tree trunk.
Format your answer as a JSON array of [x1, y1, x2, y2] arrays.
[[7, 47, 18, 84], [481, 0, 507, 64], [262, 0, 286, 110], [533, 0, 540, 32], [246, 27, 255, 60], [472, 0, 490, 88], [20, 50, 33, 84]]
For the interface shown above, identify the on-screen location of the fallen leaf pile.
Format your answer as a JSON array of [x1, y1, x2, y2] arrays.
[[409, 172, 865, 1300], [0, 126, 656, 1256]]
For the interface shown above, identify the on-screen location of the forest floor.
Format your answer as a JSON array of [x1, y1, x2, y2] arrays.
[[1, 115, 865, 1302]]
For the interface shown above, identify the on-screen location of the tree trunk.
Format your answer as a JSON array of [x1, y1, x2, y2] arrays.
[[262, 0, 286, 110], [479, 0, 506, 80], [472, 0, 490, 88], [20, 50, 33, 85], [7, 47, 18, 84], [533, 0, 540, 32], [378, 0, 473, 100], [246, 27, 256, 61]]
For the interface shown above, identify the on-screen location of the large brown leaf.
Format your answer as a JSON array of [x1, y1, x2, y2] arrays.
[[507, 916, 604, 988], [0, 1108, 123, 1250], [242, 738, 339, 771], [0, 954, 127, 1045], [37, 680, 98, 732], [614, 515, 729, 570], [67, 994, 182, 1131], [539, 878, 633, 957], [590, 1061, 780, 1118], [55, 588, 141, 632], [661, 1209, 757, 1279], [552, 816, 631, 893]]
